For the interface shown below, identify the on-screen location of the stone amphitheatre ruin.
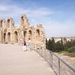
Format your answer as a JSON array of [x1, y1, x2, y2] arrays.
[[0, 14, 46, 49]]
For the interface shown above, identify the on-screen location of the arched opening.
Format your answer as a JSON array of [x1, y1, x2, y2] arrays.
[[14, 31, 18, 43], [36, 29, 40, 36], [36, 29, 40, 41], [8, 32, 11, 43], [29, 30, 32, 40], [21, 16, 24, 24], [0, 31, 2, 43], [4, 33, 6, 42], [21, 16, 24, 21], [24, 31, 27, 39], [7, 19, 11, 27], [1, 20, 4, 27]]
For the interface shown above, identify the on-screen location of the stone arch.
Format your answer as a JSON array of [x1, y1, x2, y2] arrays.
[[20, 14, 29, 27], [6, 18, 14, 28], [7, 32, 11, 43], [21, 16, 24, 24], [28, 30, 32, 40], [7, 19, 11, 27], [4, 33, 6, 42], [36, 29, 40, 41], [14, 31, 18, 43], [23, 31, 27, 40], [36, 29, 40, 36], [20, 15, 25, 26], [0, 31, 3, 43], [0, 19, 5, 27]]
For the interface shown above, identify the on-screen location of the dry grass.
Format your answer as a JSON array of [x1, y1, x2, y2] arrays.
[[64, 52, 75, 57]]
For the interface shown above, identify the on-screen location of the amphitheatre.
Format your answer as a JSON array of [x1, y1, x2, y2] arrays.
[[0, 14, 75, 75], [0, 14, 56, 75], [0, 14, 46, 48]]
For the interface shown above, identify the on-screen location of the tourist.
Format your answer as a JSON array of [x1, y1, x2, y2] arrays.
[[28, 38, 32, 51], [22, 39, 26, 51]]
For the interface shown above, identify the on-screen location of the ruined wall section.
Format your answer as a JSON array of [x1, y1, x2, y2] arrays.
[[0, 19, 5, 43], [0, 14, 46, 49], [5, 18, 14, 28], [20, 14, 30, 29], [0, 19, 5, 28], [36, 24, 46, 49]]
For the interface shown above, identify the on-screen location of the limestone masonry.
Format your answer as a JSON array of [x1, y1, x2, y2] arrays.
[[0, 14, 46, 49]]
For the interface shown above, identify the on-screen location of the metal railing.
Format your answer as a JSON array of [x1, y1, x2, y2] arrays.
[[35, 44, 75, 75]]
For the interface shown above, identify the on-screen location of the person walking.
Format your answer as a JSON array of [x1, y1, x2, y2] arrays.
[[28, 38, 32, 51]]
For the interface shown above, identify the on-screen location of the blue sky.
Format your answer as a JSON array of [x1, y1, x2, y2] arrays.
[[0, 0, 75, 38]]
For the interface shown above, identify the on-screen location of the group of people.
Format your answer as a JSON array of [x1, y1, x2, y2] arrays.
[[22, 38, 32, 52]]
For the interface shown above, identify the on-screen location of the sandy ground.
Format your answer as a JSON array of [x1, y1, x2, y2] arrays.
[[0, 44, 55, 75]]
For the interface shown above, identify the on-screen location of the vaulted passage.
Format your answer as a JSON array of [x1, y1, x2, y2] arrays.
[[29, 30, 32, 40], [24, 31, 27, 40], [14, 31, 18, 43], [8, 32, 11, 43], [4, 33, 6, 42]]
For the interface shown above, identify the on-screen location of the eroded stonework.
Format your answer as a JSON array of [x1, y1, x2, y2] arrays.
[[0, 14, 46, 49]]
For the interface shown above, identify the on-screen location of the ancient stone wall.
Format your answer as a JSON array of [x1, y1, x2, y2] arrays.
[[0, 14, 46, 49]]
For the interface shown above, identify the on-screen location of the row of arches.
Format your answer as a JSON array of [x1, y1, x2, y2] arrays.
[[23, 29, 40, 40], [0, 29, 40, 44], [0, 19, 5, 27], [0, 18, 14, 28], [3, 31, 18, 43]]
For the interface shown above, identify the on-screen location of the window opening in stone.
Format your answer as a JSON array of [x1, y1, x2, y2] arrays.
[[8, 19, 11, 27], [36, 29, 40, 41], [1, 20, 4, 27], [29, 30, 32, 35], [21, 16, 24, 21], [36, 29, 40, 36], [21, 16, 24, 25]]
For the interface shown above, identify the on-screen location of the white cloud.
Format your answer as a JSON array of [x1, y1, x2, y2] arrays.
[[0, 3, 53, 17], [0, 5, 8, 11], [0, 0, 75, 38], [43, 20, 75, 37], [30, 8, 54, 17]]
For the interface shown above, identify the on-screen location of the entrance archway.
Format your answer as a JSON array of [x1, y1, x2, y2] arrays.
[[29, 30, 32, 40], [14, 31, 18, 43], [4, 33, 6, 42], [8, 32, 11, 43], [24, 31, 27, 40]]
